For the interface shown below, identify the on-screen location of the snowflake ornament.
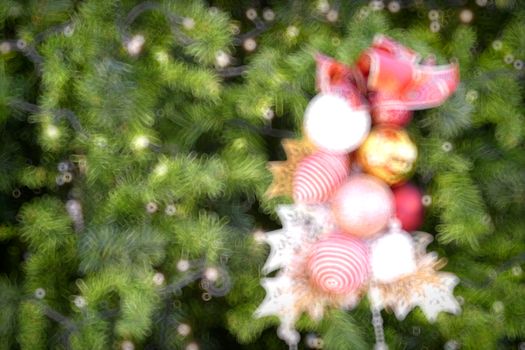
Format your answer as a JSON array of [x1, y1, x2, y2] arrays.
[[369, 231, 461, 322]]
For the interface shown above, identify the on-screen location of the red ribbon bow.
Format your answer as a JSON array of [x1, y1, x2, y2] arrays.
[[316, 35, 459, 126]]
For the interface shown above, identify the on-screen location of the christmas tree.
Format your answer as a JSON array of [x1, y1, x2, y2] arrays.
[[0, 1, 524, 349]]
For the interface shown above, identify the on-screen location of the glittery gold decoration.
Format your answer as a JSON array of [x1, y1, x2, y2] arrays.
[[266, 138, 316, 198], [356, 126, 417, 185]]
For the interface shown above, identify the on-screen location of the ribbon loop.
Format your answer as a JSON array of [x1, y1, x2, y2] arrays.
[[315, 35, 459, 126]]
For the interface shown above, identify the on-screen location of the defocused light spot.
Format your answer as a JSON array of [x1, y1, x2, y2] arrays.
[[388, 1, 401, 13], [121, 341, 134, 350], [430, 21, 441, 33], [459, 9, 474, 23], [177, 323, 191, 336], [0, 42, 11, 54], [428, 9, 440, 21], [317, 0, 330, 13], [177, 259, 190, 271], [46, 124, 60, 139], [246, 8, 257, 20], [154, 163, 168, 178], [326, 9, 339, 22], [422, 195, 432, 207], [504, 53, 514, 64], [286, 26, 300, 38], [16, 39, 27, 50], [126, 34, 145, 57], [182, 17, 195, 30], [444, 340, 460, 350], [491, 40, 503, 50], [204, 267, 219, 281], [132, 135, 149, 150], [262, 107, 274, 120], [441, 141, 453, 152], [63, 25, 74, 37], [370, 0, 385, 11], [146, 202, 158, 213], [492, 300, 504, 313], [263, 8, 275, 21], [35, 288, 46, 299], [74, 296, 87, 308], [165, 204, 177, 216], [466, 90, 478, 103], [215, 50, 230, 68], [153, 272, 165, 286], [186, 342, 199, 350], [243, 38, 257, 51]]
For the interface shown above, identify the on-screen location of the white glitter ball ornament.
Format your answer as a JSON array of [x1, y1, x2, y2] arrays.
[[370, 230, 416, 283], [304, 94, 370, 154]]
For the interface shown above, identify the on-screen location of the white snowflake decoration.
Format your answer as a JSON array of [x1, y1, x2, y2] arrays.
[[256, 206, 461, 346]]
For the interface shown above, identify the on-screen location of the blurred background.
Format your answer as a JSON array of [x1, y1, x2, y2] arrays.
[[0, 0, 524, 349]]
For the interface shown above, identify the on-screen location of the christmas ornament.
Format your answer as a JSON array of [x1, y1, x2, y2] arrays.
[[393, 183, 424, 231], [266, 138, 316, 198], [368, 230, 461, 322], [369, 226, 416, 283], [356, 127, 417, 185], [261, 204, 336, 274], [255, 204, 360, 346], [357, 35, 459, 113], [307, 233, 369, 294], [293, 151, 349, 204], [331, 174, 394, 238], [259, 35, 461, 348], [304, 94, 370, 154]]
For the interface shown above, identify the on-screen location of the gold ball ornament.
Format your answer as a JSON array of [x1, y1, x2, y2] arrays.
[[356, 127, 417, 185]]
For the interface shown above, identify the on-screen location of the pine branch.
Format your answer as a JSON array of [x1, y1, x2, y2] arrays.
[[34, 22, 73, 44], [120, 1, 194, 46], [8, 99, 88, 136], [227, 118, 296, 138], [42, 305, 77, 331], [123, 1, 161, 28], [2, 40, 44, 73], [217, 65, 248, 78], [234, 17, 271, 45]]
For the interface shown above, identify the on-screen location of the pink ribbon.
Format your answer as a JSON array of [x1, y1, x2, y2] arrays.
[[316, 35, 459, 126]]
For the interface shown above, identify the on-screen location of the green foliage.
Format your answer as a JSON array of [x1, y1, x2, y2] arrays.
[[0, 1, 524, 349], [18, 301, 48, 350], [320, 311, 368, 350], [19, 196, 74, 252], [0, 276, 19, 350], [78, 225, 166, 273]]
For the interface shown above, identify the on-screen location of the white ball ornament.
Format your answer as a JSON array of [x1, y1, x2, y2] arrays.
[[304, 94, 371, 154], [369, 230, 417, 283]]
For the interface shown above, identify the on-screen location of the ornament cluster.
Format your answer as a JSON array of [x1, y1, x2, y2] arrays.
[[258, 36, 461, 347]]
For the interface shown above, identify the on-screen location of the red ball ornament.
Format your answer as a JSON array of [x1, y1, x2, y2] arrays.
[[332, 174, 394, 237], [393, 183, 424, 231], [307, 233, 369, 294], [293, 151, 349, 204]]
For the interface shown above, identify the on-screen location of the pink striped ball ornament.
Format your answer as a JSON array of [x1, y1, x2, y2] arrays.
[[307, 233, 370, 294], [293, 152, 349, 204]]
